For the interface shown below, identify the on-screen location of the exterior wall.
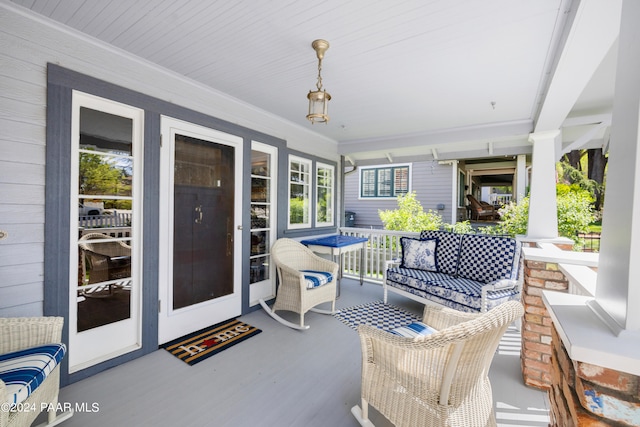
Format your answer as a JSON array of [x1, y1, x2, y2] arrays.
[[344, 160, 453, 228], [0, 4, 339, 317]]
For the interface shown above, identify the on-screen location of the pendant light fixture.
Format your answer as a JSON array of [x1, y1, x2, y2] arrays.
[[306, 39, 331, 124]]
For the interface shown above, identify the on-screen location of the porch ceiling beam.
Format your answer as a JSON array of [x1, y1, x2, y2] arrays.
[[534, 1, 621, 132], [337, 120, 532, 156], [488, 142, 494, 155], [562, 113, 612, 127], [431, 148, 438, 160], [561, 118, 612, 155], [386, 153, 393, 163]]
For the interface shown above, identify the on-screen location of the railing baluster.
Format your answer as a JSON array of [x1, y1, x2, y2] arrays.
[[339, 227, 419, 283]]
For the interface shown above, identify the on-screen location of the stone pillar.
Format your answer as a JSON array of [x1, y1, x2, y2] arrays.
[[526, 130, 561, 239], [521, 252, 568, 389]]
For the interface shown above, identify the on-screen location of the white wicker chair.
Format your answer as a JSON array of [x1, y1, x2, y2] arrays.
[[352, 300, 524, 427], [259, 238, 338, 330], [0, 317, 73, 427]]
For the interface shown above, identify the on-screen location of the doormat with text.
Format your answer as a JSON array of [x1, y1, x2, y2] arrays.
[[160, 318, 262, 366]]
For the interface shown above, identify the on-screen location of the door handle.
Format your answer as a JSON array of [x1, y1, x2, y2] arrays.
[[194, 205, 203, 224]]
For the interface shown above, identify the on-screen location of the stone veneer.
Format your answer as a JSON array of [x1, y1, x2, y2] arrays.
[[549, 325, 640, 426], [520, 244, 569, 390]]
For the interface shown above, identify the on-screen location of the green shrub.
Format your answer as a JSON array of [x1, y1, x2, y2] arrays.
[[379, 192, 443, 232], [486, 184, 595, 244]]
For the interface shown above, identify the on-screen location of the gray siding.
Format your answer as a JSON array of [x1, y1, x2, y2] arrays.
[[344, 161, 454, 228], [0, 4, 339, 317]]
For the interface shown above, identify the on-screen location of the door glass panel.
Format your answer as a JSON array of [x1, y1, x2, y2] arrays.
[[250, 149, 272, 285], [173, 134, 235, 310], [76, 107, 134, 332]]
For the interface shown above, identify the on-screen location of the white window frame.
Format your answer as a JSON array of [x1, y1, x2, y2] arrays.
[[288, 155, 312, 229], [315, 162, 335, 227]]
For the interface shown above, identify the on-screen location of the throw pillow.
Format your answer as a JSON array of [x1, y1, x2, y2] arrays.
[[390, 321, 438, 338], [400, 237, 438, 271]]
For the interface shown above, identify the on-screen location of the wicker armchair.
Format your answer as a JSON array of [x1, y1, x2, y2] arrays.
[[467, 194, 497, 221], [79, 233, 131, 285], [352, 300, 524, 427], [259, 238, 338, 330], [0, 317, 73, 427]]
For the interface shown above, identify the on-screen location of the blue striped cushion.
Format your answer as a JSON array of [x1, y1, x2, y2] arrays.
[[301, 270, 333, 289], [390, 321, 438, 338], [0, 343, 66, 406]]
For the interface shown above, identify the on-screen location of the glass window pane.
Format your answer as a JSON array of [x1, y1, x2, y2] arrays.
[[251, 231, 269, 256], [251, 150, 270, 176], [378, 169, 392, 197], [362, 169, 376, 197], [251, 204, 269, 229], [250, 256, 270, 284]]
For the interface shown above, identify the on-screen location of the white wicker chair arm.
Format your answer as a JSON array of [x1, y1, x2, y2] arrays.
[[0, 317, 63, 354]]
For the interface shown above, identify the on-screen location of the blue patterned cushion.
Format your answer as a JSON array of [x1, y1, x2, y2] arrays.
[[387, 267, 452, 292], [455, 234, 521, 283], [400, 237, 438, 271], [301, 270, 333, 289], [419, 230, 462, 275], [390, 321, 438, 337], [0, 343, 66, 406]]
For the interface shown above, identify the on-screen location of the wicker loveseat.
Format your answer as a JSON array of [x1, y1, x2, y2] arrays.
[[384, 230, 522, 313]]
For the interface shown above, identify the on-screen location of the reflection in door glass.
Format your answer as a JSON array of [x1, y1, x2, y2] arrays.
[[250, 150, 272, 285], [76, 107, 134, 332]]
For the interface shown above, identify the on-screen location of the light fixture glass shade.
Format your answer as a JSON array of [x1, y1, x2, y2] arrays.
[[307, 89, 331, 124]]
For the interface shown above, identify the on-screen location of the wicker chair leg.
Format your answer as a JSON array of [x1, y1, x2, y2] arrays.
[[34, 409, 74, 427], [351, 400, 375, 427], [258, 299, 310, 330]]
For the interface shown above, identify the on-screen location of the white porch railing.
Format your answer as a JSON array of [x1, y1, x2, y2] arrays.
[[339, 227, 419, 283], [78, 211, 132, 228], [79, 227, 132, 238]]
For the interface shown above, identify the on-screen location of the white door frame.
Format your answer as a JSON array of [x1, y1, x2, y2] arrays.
[[249, 141, 277, 306], [158, 116, 243, 344], [68, 91, 144, 373]]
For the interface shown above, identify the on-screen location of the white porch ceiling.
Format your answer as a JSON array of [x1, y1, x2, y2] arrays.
[[8, 0, 620, 164]]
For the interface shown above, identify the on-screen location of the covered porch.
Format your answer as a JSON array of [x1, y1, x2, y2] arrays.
[[47, 278, 550, 427]]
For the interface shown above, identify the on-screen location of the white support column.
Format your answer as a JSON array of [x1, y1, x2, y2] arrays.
[[589, 0, 640, 334], [526, 130, 561, 239], [450, 160, 459, 224], [516, 154, 527, 203]]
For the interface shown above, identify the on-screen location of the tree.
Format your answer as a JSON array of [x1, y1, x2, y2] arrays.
[[378, 192, 443, 232], [560, 149, 607, 211]]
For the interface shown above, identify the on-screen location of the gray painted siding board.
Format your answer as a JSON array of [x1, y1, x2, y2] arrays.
[[2, 183, 44, 205], [0, 223, 43, 244], [0, 263, 43, 287], [0, 282, 43, 308], [344, 161, 454, 228], [0, 243, 43, 267], [0, 161, 44, 184], [0, 302, 42, 317], [0, 204, 44, 224], [0, 54, 47, 85], [0, 140, 45, 164], [0, 117, 46, 144]]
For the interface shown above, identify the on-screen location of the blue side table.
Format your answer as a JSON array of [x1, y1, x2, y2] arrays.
[[300, 235, 368, 297]]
